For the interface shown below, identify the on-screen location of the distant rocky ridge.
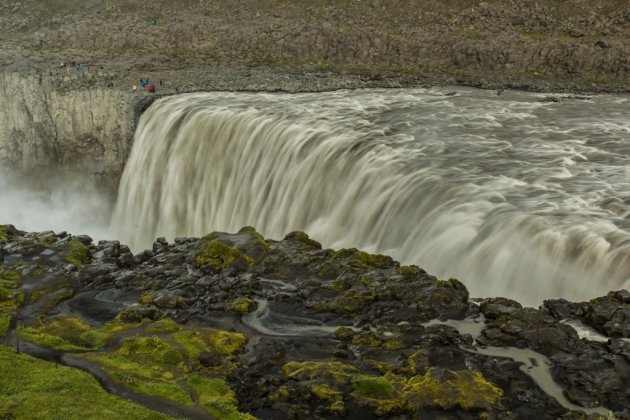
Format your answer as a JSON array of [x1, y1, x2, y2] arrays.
[[1, 224, 629, 418], [2, 0, 630, 92]]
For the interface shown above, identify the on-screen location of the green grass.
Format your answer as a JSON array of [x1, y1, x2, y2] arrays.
[[17, 316, 140, 351], [352, 375, 394, 399], [0, 268, 22, 337], [187, 376, 255, 420], [0, 344, 172, 419]]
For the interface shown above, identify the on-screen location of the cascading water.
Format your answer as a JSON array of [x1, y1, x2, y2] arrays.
[[112, 88, 630, 305]]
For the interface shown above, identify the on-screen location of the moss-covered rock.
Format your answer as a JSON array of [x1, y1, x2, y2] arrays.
[[283, 361, 359, 384], [402, 368, 504, 411], [195, 238, 255, 271], [284, 231, 322, 249], [228, 296, 257, 313], [66, 239, 92, 267]]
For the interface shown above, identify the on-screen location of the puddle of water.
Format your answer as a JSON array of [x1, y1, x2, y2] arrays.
[[424, 315, 486, 341], [242, 299, 350, 337], [465, 345, 612, 417]]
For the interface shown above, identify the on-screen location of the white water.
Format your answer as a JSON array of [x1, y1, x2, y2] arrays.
[[0, 168, 111, 239], [111, 88, 630, 306]]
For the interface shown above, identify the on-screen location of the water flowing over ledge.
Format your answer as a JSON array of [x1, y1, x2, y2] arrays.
[[112, 88, 630, 305]]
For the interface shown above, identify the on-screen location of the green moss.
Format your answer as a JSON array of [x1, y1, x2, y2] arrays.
[[0, 316, 11, 337], [119, 336, 184, 365], [82, 319, 141, 348], [282, 361, 358, 384], [406, 350, 429, 375], [173, 328, 247, 362], [229, 296, 256, 313], [333, 248, 395, 269], [284, 231, 322, 249], [66, 240, 91, 267], [17, 316, 139, 351], [436, 279, 455, 288], [105, 364, 193, 406], [314, 289, 375, 313], [238, 226, 271, 252], [396, 265, 425, 277], [310, 384, 345, 414], [145, 317, 181, 334], [207, 329, 248, 355], [0, 226, 7, 242], [402, 368, 503, 410], [267, 385, 290, 402], [195, 239, 255, 270], [187, 375, 254, 419], [18, 316, 93, 351], [0, 345, 172, 419], [139, 291, 156, 304], [0, 268, 22, 318], [352, 375, 394, 399], [86, 336, 193, 407]]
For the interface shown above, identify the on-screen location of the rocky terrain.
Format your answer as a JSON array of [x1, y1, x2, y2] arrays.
[[1, 224, 629, 419], [2, 0, 630, 93], [2, 1, 630, 418]]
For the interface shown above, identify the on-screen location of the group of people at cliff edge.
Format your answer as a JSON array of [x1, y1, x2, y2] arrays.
[[133, 78, 162, 93]]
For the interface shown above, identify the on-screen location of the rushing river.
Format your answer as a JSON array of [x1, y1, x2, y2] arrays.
[[110, 87, 630, 306]]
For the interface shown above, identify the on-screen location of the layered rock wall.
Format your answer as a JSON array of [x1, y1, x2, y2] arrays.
[[0, 72, 134, 185]]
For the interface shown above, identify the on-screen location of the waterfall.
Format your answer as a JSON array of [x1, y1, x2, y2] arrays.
[[112, 89, 630, 305]]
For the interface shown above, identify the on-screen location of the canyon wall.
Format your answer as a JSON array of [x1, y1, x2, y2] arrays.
[[0, 72, 138, 188]]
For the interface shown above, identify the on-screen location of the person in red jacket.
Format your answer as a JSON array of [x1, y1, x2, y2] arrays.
[[147, 84, 156, 93]]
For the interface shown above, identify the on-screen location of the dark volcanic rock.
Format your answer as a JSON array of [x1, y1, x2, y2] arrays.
[[1, 224, 628, 419]]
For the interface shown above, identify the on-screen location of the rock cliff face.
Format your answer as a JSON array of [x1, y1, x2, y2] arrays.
[[0, 72, 135, 186]]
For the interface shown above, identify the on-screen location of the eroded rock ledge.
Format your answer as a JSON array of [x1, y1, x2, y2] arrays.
[[0, 224, 628, 419]]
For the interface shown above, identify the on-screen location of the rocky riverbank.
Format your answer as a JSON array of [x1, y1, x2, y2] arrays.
[[1, 224, 628, 419]]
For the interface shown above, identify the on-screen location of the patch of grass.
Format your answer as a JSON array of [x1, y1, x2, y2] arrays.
[[18, 316, 93, 351], [352, 375, 394, 399], [66, 240, 91, 267], [0, 226, 7, 242], [144, 317, 181, 334], [187, 375, 254, 419], [0, 269, 23, 336], [18, 316, 141, 350], [118, 336, 184, 365], [0, 344, 171, 419], [283, 361, 359, 384], [88, 349, 193, 407], [0, 316, 10, 337]]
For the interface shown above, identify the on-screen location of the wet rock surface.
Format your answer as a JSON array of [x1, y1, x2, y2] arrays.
[[1, 224, 628, 418]]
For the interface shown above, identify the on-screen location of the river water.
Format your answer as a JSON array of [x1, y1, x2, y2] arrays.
[[3, 87, 629, 306], [111, 88, 630, 306]]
